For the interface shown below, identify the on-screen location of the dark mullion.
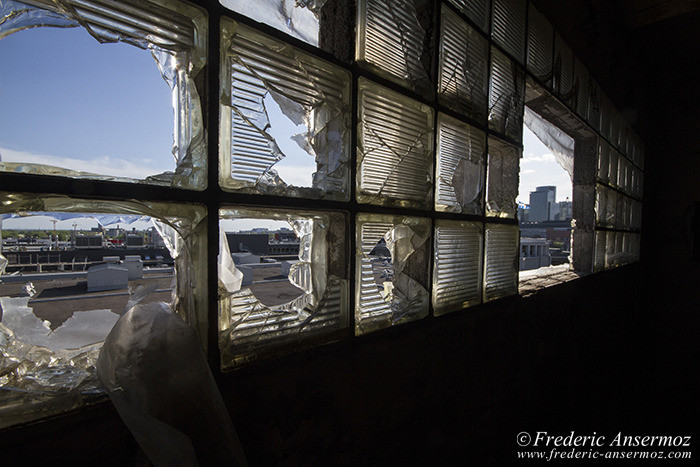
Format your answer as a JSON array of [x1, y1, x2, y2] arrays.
[[206, 4, 223, 374]]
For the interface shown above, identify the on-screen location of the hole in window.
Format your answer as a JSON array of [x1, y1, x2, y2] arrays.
[[218, 208, 348, 369], [0, 0, 207, 189], [518, 107, 574, 275], [0, 195, 205, 428]]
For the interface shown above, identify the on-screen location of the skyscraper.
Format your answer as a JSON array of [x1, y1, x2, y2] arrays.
[[529, 186, 557, 222]]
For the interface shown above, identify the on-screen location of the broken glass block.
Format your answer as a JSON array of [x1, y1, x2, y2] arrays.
[[483, 223, 518, 301], [433, 219, 483, 315], [219, 0, 354, 61], [486, 136, 520, 218], [436, 113, 486, 214], [220, 19, 351, 200], [0, 0, 208, 190], [218, 208, 349, 368], [357, 79, 434, 209], [356, 0, 432, 94], [438, 5, 489, 122], [488, 47, 525, 141], [355, 214, 430, 334]]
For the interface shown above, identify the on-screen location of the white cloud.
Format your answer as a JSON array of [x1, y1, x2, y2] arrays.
[[0, 147, 173, 180], [521, 169, 536, 174], [522, 153, 556, 163]]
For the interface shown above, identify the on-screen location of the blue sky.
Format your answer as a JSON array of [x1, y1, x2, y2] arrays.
[[0, 26, 174, 178]]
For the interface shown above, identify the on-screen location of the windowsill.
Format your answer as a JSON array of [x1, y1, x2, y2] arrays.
[[518, 264, 587, 296]]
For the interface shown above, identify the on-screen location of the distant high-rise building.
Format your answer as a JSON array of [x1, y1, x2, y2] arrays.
[[529, 186, 556, 222], [556, 199, 573, 220]]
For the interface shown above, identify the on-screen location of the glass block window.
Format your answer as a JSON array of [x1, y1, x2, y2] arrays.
[[218, 208, 349, 368], [356, 0, 432, 94], [355, 214, 430, 334], [526, 2, 553, 85], [357, 79, 434, 209], [219, 19, 351, 200], [553, 33, 573, 100], [435, 113, 486, 214], [439, 5, 489, 122], [483, 223, 519, 301], [489, 47, 525, 141], [433, 220, 483, 314], [492, 0, 526, 63], [486, 136, 520, 218]]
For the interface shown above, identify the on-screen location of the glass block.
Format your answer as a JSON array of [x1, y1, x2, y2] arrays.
[[438, 6, 489, 122], [605, 230, 617, 269], [488, 47, 525, 141], [433, 220, 483, 315], [597, 140, 610, 183], [608, 149, 619, 187], [356, 0, 431, 94], [574, 58, 589, 119], [0, 0, 207, 190], [219, 0, 354, 61], [594, 230, 606, 272], [357, 79, 434, 208], [526, 2, 553, 85], [600, 94, 612, 140], [0, 193, 205, 428], [491, 0, 526, 63], [631, 201, 642, 230], [219, 20, 351, 201], [553, 33, 573, 101], [355, 214, 430, 335], [595, 184, 607, 226], [483, 223, 518, 302], [587, 78, 601, 131], [486, 136, 520, 218], [218, 208, 349, 368], [610, 110, 621, 150], [605, 188, 617, 227], [436, 114, 486, 214], [447, 0, 491, 33]]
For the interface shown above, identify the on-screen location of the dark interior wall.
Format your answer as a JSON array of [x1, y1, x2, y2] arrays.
[[2, 2, 699, 465]]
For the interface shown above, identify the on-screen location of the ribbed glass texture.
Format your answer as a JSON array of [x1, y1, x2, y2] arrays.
[[488, 47, 525, 141], [491, 0, 526, 63], [597, 140, 610, 183], [574, 58, 589, 119], [594, 230, 606, 272], [356, 0, 431, 94], [220, 22, 351, 200], [446, 0, 491, 33], [436, 113, 486, 214], [438, 6, 489, 122], [355, 214, 430, 334], [486, 136, 520, 218], [483, 223, 519, 302], [433, 220, 483, 314], [553, 33, 573, 100], [357, 79, 434, 208], [526, 3, 553, 85]]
